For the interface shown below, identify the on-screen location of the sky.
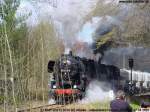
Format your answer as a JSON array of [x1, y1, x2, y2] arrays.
[[78, 17, 101, 44]]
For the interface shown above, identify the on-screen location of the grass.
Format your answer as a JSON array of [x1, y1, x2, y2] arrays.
[[130, 103, 140, 110], [65, 101, 110, 110]]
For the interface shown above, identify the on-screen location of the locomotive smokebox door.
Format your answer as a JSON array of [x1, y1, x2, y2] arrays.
[[128, 58, 134, 69], [48, 61, 55, 73]]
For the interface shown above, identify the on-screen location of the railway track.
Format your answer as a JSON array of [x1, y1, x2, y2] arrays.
[[16, 92, 150, 112], [17, 107, 150, 112], [16, 104, 104, 112], [16, 104, 66, 112], [16, 103, 111, 112], [17, 107, 110, 112]]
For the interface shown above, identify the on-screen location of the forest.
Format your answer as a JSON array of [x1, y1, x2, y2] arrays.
[[0, 0, 149, 111]]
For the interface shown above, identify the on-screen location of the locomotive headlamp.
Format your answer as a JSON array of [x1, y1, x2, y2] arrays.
[[52, 85, 56, 89], [63, 60, 67, 64], [73, 85, 77, 89], [109, 90, 114, 100], [67, 60, 71, 65]]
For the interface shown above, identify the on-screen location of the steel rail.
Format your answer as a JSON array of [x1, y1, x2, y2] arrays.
[[16, 104, 66, 112]]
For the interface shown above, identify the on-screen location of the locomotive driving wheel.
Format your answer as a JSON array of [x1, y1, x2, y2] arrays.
[[57, 95, 67, 104]]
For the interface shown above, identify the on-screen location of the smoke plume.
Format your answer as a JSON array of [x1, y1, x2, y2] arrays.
[[102, 47, 150, 72]]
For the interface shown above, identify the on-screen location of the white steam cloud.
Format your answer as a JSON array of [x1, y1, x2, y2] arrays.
[[79, 81, 114, 104], [18, 0, 99, 50], [78, 17, 101, 44], [121, 68, 150, 82]]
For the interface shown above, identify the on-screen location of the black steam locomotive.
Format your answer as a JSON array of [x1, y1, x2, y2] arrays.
[[48, 52, 87, 103], [48, 52, 121, 103]]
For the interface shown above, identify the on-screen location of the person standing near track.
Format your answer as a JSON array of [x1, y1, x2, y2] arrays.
[[110, 90, 132, 112]]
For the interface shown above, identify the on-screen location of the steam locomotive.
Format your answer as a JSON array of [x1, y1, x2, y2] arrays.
[[47, 51, 121, 103], [48, 52, 87, 103]]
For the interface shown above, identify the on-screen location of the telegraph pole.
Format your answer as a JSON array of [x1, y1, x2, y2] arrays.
[[128, 58, 134, 83]]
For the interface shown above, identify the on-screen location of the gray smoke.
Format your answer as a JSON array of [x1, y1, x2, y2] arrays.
[[102, 47, 150, 72], [19, 0, 127, 57], [94, 16, 122, 39]]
